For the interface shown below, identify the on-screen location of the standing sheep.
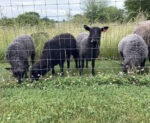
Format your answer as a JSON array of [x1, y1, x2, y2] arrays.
[[118, 34, 148, 73], [30, 35, 66, 81], [133, 21, 150, 61], [76, 25, 109, 75], [55, 33, 78, 69], [6, 35, 36, 83]]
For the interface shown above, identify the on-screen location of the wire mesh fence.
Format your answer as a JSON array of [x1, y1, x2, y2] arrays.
[[0, 0, 150, 83]]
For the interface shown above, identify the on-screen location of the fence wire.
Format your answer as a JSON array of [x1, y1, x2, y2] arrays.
[[0, 0, 150, 82]]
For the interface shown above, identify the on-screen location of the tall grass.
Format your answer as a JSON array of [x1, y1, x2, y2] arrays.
[[0, 17, 147, 62]]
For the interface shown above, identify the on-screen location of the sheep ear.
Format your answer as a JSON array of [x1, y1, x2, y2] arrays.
[[101, 26, 109, 32], [5, 68, 12, 72], [84, 25, 90, 31]]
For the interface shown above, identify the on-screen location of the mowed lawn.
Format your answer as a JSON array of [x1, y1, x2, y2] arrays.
[[1, 60, 150, 122]]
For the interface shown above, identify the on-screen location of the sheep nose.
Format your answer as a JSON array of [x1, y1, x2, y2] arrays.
[[91, 39, 98, 43]]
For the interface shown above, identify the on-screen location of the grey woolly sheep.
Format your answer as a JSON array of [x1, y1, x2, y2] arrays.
[[6, 35, 36, 83], [76, 32, 89, 68], [14, 35, 36, 64], [76, 25, 109, 75], [133, 21, 150, 61], [118, 34, 148, 73]]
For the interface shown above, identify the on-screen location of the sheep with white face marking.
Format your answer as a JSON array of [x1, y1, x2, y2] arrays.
[[76, 25, 109, 75], [133, 21, 150, 61], [6, 35, 36, 83], [118, 34, 148, 73]]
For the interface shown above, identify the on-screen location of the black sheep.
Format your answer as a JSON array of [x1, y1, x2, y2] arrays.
[[54, 33, 78, 69], [30, 36, 66, 81]]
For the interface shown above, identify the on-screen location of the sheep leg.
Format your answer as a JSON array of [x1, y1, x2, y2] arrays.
[[31, 53, 35, 65], [25, 72, 28, 78], [148, 49, 150, 73], [86, 60, 88, 68], [18, 74, 22, 84], [80, 59, 84, 76], [123, 65, 127, 73], [73, 52, 79, 68], [91, 59, 95, 76], [18, 78, 21, 84], [66, 55, 70, 70], [59, 62, 64, 76], [148, 49, 150, 75], [79, 59, 81, 68], [148, 47, 150, 61], [75, 58, 78, 68], [52, 67, 55, 75], [140, 58, 146, 70]]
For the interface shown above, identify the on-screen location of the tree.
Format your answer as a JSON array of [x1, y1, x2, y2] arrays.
[[83, 0, 107, 23], [40, 17, 56, 27], [82, 0, 125, 23], [0, 16, 15, 26], [16, 12, 40, 26], [41, 17, 50, 22], [104, 6, 124, 23], [125, 0, 150, 20], [25, 12, 40, 18], [70, 14, 88, 24]]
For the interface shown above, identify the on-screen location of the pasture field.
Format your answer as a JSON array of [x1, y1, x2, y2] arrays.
[[1, 19, 150, 122], [0, 21, 138, 61], [1, 60, 150, 122]]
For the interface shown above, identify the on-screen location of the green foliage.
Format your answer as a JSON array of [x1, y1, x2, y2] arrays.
[[125, 0, 150, 20], [0, 12, 56, 27], [83, 0, 125, 23], [0, 17, 15, 26], [16, 12, 40, 26], [83, 0, 107, 23], [40, 17, 56, 28], [31, 32, 50, 60], [1, 72, 150, 122], [1, 50, 150, 122], [0, 22, 136, 61], [70, 14, 88, 25], [104, 6, 125, 23]]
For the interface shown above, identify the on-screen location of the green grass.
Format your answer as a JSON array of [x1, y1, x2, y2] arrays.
[[1, 80, 150, 122], [0, 60, 122, 83], [0, 22, 140, 61], [1, 60, 150, 122], [1, 20, 150, 122]]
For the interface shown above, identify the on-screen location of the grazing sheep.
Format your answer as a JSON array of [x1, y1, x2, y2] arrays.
[[14, 35, 36, 64], [30, 36, 66, 81], [133, 21, 150, 61], [6, 35, 35, 83], [118, 34, 148, 73], [76, 25, 109, 75]]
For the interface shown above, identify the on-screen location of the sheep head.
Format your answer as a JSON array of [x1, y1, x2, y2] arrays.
[[84, 25, 109, 44]]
